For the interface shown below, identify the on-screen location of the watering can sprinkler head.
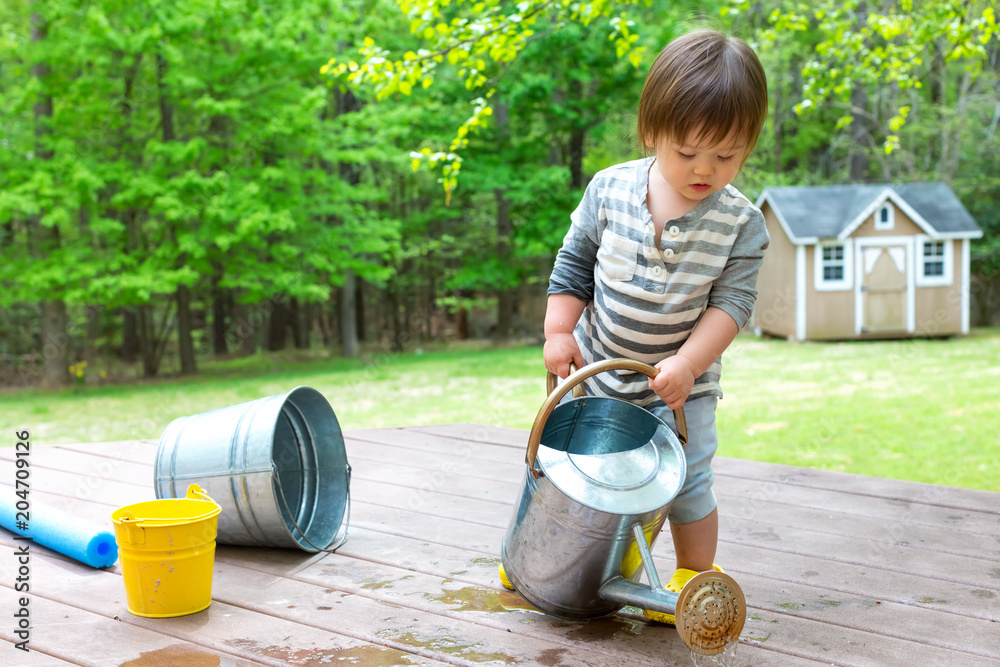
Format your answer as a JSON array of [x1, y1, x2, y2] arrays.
[[675, 571, 746, 655]]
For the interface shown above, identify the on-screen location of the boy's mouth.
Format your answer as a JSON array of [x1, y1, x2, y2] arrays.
[[690, 183, 710, 192]]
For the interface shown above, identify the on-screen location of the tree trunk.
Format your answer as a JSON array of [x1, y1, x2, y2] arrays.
[[40, 302, 69, 389], [122, 307, 139, 363], [211, 281, 228, 356], [567, 83, 586, 188], [156, 50, 197, 374], [355, 275, 366, 343], [232, 301, 257, 357], [494, 99, 514, 339], [455, 305, 469, 340], [267, 299, 288, 351], [31, 2, 68, 389], [176, 284, 197, 374], [340, 269, 360, 357], [156, 52, 176, 144], [848, 84, 870, 182], [942, 71, 972, 182], [848, 4, 870, 182], [84, 305, 103, 367], [137, 305, 156, 377], [495, 186, 514, 339], [291, 298, 309, 350], [773, 62, 783, 174]]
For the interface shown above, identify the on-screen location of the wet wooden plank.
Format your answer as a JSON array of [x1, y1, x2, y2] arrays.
[[9, 438, 998, 612], [216, 542, 824, 667], [6, 440, 997, 608], [0, 533, 450, 667], [366, 423, 529, 449], [55, 440, 158, 466], [346, 429, 524, 463], [716, 473, 1000, 538], [418, 422, 1000, 513], [8, 441, 999, 547], [713, 457, 1000, 515], [0, 640, 79, 666], [0, 586, 265, 667], [13, 477, 1000, 637], [0, 446, 152, 487], [2, 428, 998, 667]]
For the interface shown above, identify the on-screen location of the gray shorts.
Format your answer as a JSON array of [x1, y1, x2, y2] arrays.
[[648, 396, 720, 525]]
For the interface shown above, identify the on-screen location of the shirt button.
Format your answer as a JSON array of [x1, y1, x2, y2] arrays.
[[651, 265, 663, 277], [664, 248, 675, 258], [669, 225, 680, 237]]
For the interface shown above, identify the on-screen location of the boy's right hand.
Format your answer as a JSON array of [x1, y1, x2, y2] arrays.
[[544, 333, 584, 379]]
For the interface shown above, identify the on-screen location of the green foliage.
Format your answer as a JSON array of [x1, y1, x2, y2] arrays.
[[327, 0, 652, 200], [2, 0, 999, 375], [0, 0, 401, 310], [740, 0, 999, 154]]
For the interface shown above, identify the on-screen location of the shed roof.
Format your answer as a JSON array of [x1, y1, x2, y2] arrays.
[[757, 182, 983, 244]]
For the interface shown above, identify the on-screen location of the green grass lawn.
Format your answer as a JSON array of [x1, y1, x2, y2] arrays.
[[2, 331, 998, 492]]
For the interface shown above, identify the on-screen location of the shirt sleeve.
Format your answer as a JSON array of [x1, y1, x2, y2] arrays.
[[708, 207, 770, 329], [547, 179, 604, 303]]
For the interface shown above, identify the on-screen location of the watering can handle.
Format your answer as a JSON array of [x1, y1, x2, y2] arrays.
[[546, 363, 587, 398], [528, 359, 688, 478]]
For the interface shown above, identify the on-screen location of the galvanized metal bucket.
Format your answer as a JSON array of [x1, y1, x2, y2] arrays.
[[501, 359, 745, 655], [154, 386, 350, 552]]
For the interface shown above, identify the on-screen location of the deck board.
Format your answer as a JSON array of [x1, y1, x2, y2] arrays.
[[1, 426, 998, 666]]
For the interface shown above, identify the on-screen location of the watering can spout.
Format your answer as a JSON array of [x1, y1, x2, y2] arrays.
[[599, 570, 747, 656], [598, 575, 680, 611]]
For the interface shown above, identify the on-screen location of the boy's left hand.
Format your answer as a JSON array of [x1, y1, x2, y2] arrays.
[[649, 355, 696, 409]]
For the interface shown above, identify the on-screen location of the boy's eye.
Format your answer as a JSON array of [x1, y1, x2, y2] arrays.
[[717, 155, 734, 162], [678, 152, 694, 159]]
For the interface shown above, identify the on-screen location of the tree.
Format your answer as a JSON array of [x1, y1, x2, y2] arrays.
[[326, 0, 652, 201]]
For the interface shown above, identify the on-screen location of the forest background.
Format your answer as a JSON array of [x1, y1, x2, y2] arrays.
[[1, 0, 999, 389]]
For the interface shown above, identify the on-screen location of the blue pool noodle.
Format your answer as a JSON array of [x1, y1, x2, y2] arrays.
[[0, 494, 118, 568]]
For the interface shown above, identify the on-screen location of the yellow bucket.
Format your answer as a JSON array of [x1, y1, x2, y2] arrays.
[[110, 484, 221, 618]]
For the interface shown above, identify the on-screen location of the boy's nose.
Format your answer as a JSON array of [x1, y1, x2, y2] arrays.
[[693, 161, 714, 176]]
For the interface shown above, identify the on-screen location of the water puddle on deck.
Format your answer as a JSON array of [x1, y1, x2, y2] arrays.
[[689, 638, 740, 667], [374, 629, 515, 664], [226, 638, 426, 666], [119, 644, 223, 666], [424, 584, 544, 614]]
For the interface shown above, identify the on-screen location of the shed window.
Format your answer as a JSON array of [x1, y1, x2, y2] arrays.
[[922, 241, 945, 277], [815, 240, 853, 291], [874, 204, 894, 231], [822, 245, 845, 281], [915, 237, 953, 287]]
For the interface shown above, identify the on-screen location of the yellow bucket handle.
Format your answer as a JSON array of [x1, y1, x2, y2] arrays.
[[117, 511, 145, 546], [115, 484, 217, 545]]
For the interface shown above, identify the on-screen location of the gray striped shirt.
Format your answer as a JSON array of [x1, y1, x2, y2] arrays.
[[548, 157, 769, 404]]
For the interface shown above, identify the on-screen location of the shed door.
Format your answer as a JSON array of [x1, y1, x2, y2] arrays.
[[861, 246, 907, 333]]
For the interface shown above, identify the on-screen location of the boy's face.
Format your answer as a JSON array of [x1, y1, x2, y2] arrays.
[[649, 126, 747, 203]]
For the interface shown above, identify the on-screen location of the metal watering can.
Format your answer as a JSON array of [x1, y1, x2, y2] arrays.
[[501, 359, 746, 655]]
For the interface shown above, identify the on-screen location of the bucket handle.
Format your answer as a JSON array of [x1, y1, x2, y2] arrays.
[[272, 463, 352, 553], [114, 485, 215, 545], [527, 358, 688, 478], [186, 483, 214, 503], [117, 511, 145, 546]]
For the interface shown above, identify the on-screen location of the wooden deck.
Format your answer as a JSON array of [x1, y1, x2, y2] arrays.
[[1, 423, 998, 666]]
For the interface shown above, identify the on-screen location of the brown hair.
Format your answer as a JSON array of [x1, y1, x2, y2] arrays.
[[637, 30, 768, 161]]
